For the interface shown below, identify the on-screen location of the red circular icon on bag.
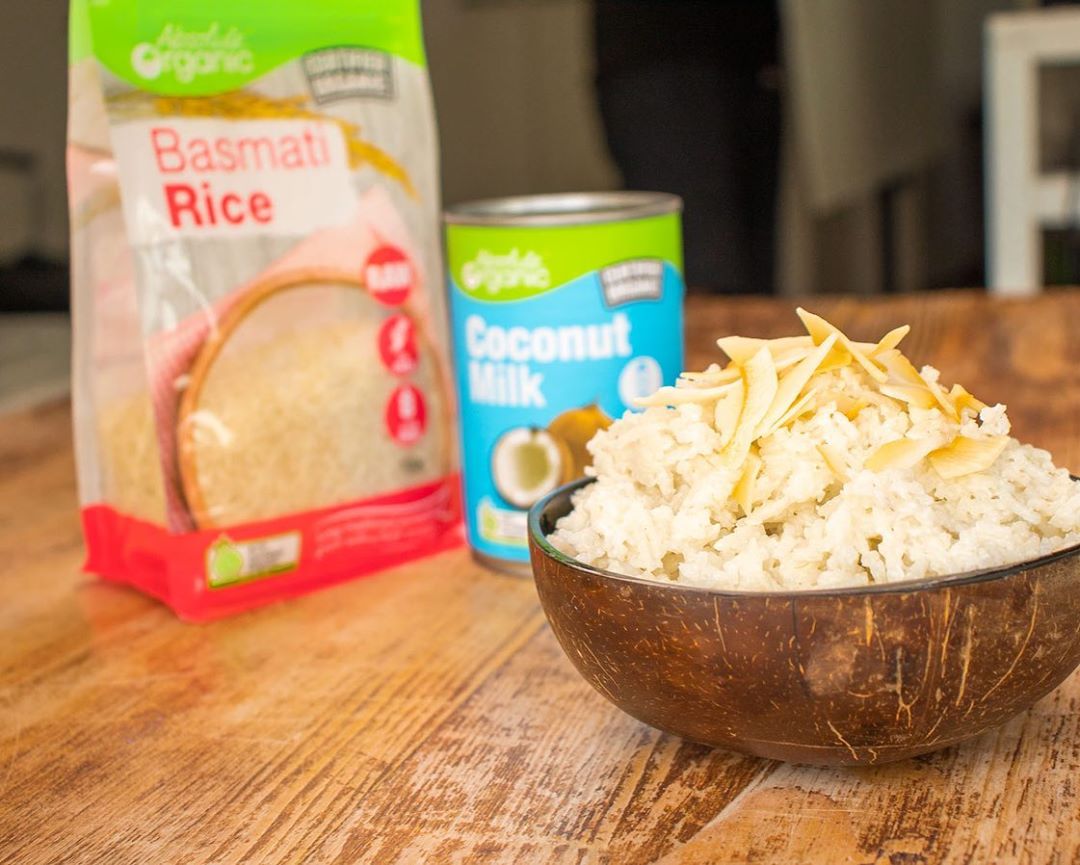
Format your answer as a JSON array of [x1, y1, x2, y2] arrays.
[[364, 245, 413, 306], [378, 314, 419, 375], [385, 384, 427, 446]]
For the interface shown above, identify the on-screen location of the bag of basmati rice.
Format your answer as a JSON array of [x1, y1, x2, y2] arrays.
[[67, 0, 460, 619]]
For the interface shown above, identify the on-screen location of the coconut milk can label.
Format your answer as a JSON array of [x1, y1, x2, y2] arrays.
[[445, 208, 685, 564], [448, 264, 684, 560], [461, 249, 551, 298], [478, 497, 529, 547], [463, 312, 633, 408], [600, 258, 663, 306]]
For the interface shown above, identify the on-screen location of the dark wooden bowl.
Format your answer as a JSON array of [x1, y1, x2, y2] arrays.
[[528, 478, 1080, 766]]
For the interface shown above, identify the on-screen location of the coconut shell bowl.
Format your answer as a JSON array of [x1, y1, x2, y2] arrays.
[[528, 477, 1080, 766]]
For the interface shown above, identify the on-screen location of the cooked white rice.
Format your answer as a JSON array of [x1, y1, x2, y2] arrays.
[[551, 362, 1080, 590]]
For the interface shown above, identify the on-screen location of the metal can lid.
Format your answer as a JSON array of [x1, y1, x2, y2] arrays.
[[443, 191, 682, 227]]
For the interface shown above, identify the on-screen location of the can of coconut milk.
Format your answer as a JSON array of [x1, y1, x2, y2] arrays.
[[444, 192, 685, 574]]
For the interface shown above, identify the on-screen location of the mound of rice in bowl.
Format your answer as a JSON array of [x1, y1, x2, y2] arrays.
[[550, 309, 1080, 590]]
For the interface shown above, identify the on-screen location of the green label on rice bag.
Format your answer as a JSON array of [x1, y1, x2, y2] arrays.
[[206, 533, 301, 588], [71, 0, 427, 95]]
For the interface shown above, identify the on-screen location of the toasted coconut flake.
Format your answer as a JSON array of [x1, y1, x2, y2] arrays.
[[722, 347, 777, 466], [773, 347, 814, 372], [949, 384, 987, 415], [843, 340, 889, 384], [817, 442, 850, 482], [765, 384, 823, 435], [634, 380, 740, 407], [865, 437, 939, 472], [870, 324, 911, 356], [679, 365, 741, 386], [880, 351, 960, 419], [757, 333, 838, 436], [716, 335, 813, 364], [878, 383, 938, 410], [817, 345, 853, 373], [843, 399, 868, 420], [816, 390, 868, 420], [919, 370, 960, 421], [795, 308, 887, 383], [877, 349, 926, 387], [795, 307, 833, 344], [713, 379, 745, 447], [842, 347, 885, 382], [928, 435, 1009, 479], [732, 449, 762, 515], [858, 389, 904, 413]]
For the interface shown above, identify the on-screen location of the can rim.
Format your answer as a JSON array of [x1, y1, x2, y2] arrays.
[[443, 191, 682, 227]]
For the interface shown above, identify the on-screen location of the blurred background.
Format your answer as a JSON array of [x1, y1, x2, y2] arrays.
[[1, 0, 1078, 409]]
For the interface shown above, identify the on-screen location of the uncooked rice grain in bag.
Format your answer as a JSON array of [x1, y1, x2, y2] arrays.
[[67, 0, 460, 619]]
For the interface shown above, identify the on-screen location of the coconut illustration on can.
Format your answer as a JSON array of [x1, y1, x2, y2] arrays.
[[490, 427, 572, 509], [546, 403, 613, 479], [489, 403, 613, 511]]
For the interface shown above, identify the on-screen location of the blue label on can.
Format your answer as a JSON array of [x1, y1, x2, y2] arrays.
[[447, 259, 684, 563]]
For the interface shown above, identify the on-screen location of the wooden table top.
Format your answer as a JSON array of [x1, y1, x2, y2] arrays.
[[1, 290, 1077, 865]]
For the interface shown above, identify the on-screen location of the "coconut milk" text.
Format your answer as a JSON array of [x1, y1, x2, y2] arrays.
[[464, 313, 632, 408]]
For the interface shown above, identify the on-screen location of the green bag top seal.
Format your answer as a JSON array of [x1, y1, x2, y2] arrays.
[[70, 0, 426, 96]]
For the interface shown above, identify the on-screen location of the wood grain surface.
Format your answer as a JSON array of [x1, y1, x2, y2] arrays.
[[1, 291, 1077, 865]]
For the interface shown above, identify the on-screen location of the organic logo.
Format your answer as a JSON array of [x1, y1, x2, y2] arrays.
[[130, 23, 254, 84], [461, 249, 550, 296], [130, 42, 163, 79], [479, 500, 499, 539], [208, 536, 245, 585]]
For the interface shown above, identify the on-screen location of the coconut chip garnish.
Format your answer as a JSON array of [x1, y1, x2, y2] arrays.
[[634, 308, 1006, 481]]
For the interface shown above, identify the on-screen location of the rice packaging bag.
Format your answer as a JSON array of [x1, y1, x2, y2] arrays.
[[67, 0, 460, 619]]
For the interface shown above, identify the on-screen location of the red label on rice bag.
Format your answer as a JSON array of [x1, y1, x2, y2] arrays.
[[365, 245, 413, 306], [386, 384, 427, 445], [81, 476, 462, 622], [378, 314, 419, 375]]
